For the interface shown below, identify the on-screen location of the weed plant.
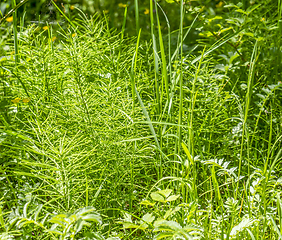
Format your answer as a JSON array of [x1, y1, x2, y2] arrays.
[[0, 1, 282, 239]]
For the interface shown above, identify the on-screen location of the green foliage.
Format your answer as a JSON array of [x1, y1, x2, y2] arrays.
[[0, 0, 282, 239], [4, 202, 102, 239], [119, 189, 202, 239]]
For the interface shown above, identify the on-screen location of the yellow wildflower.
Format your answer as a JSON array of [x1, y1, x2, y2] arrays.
[[118, 3, 127, 8], [22, 98, 31, 103], [261, 17, 265, 21], [216, 1, 224, 8], [144, 8, 149, 15], [70, 5, 75, 10], [72, 33, 77, 37], [52, 36, 57, 41], [43, 26, 49, 30], [11, 97, 21, 104], [6, 16, 13, 22]]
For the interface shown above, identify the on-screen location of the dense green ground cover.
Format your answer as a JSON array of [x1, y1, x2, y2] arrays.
[[0, 0, 282, 239]]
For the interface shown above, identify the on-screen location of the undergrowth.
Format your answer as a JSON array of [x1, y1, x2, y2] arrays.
[[0, 1, 282, 239]]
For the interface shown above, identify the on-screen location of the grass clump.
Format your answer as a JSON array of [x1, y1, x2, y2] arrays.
[[1, 1, 282, 239]]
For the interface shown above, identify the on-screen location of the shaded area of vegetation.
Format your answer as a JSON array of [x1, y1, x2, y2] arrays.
[[0, 0, 282, 239]]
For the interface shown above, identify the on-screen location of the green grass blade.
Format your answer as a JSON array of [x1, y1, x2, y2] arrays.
[[150, 0, 160, 113], [135, 86, 160, 150], [130, 29, 142, 110], [236, 40, 258, 199], [51, 0, 81, 35], [0, 0, 29, 25], [134, 0, 139, 35], [154, 1, 169, 101]]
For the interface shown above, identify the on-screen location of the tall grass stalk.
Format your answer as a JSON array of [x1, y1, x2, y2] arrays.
[[8, 0, 29, 99], [236, 41, 258, 200], [177, 0, 184, 159], [154, 1, 169, 103], [12, 0, 19, 65], [118, 6, 127, 61], [130, 29, 142, 111], [129, 29, 142, 210], [189, 47, 206, 200], [156, 2, 171, 94], [134, 0, 139, 35], [149, 0, 160, 114]]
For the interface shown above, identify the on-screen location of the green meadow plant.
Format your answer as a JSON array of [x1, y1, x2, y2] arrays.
[[0, 0, 282, 239]]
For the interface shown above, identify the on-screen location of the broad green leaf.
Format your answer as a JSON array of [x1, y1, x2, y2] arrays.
[[151, 192, 165, 202], [81, 214, 102, 224], [122, 222, 140, 229], [166, 194, 180, 202], [142, 213, 155, 223], [158, 189, 172, 198], [154, 220, 182, 231], [230, 217, 255, 236]]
